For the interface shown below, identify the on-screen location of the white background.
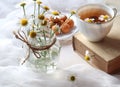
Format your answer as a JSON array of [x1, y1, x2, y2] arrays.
[[0, 0, 120, 87]]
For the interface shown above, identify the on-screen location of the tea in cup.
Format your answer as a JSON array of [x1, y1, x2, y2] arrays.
[[76, 4, 117, 42]]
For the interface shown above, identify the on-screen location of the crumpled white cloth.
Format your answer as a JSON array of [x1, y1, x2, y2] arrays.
[[42, 0, 103, 12], [0, 65, 120, 87], [0, 0, 120, 87]]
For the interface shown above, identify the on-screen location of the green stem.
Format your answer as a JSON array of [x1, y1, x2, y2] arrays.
[[69, 14, 73, 19], [34, 1, 36, 17], [50, 30, 54, 40], [32, 15, 35, 25], [23, 6, 26, 18], [42, 11, 46, 15], [38, 37, 43, 45], [43, 28, 46, 44], [33, 1, 36, 25], [38, 4, 40, 15]]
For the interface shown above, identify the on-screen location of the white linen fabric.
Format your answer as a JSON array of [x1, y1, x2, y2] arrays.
[[43, 0, 103, 12], [0, 0, 120, 87]]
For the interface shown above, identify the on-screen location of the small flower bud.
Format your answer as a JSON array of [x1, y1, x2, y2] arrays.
[[70, 10, 76, 15], [29, 30, 37, 38], [36, 0, 42, 5], [38, 14, 45, 20], [43, 6, 49, 11], [41, 20, 47, 26], [52, 11, 60, 16], [20, 2, 26, 7]]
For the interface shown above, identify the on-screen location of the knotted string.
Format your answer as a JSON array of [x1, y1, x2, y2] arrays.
[[13, 30, 56, 65]]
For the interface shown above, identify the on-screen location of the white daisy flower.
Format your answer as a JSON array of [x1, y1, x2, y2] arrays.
[[84, 18, 95, 23], [99, 15, 110, 22]]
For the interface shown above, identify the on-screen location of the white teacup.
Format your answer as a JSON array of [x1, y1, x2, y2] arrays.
[[76, 4, 117, 42]]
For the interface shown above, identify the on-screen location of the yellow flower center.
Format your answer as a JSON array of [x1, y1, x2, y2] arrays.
[[103, 15, 109, 20], [20, 18, 28, 26], [36, 0, 42, 5], [38, 14, 45, 20], [84, 18, 94, 23], [20, 2, 26, 7], [84, 55, 90, 61], [52, 11, 59, 15], [43, 6, 49, 11], [70, 76, 76, 81], [29, 31, 37, 38], [87, 19, 93, 23], [71, 10, 76, 15]]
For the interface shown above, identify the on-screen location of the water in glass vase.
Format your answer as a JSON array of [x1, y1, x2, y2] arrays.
[[24, 36, 61, 73]]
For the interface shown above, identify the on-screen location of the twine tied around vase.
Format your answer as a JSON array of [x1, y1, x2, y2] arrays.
[[13, 30, 56, 65]]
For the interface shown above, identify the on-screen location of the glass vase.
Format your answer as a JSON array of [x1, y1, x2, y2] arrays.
[[21, 30, 61, 73]]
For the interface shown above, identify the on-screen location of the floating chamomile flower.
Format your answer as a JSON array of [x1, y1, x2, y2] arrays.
[[99, 15, 110, 22], [84, 18, 94, 23]]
